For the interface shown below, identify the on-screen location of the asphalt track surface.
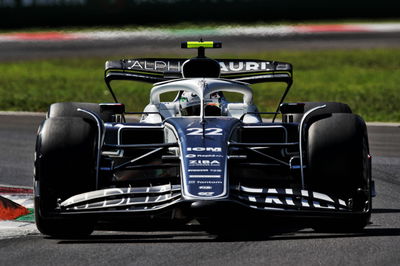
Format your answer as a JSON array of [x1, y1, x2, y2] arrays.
[[0, 114, 399, 265], [1, 31, 400, 265], [1, 31, 400, 61]]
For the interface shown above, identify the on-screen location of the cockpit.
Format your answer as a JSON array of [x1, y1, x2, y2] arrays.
[[141, 78, 261, 123]]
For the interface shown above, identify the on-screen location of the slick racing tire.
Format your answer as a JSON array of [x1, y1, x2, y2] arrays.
[[306, 113, 372, 232], [48, 102, 114, 122], [290, 102, 352, 123], [34, 117, 97, 237]]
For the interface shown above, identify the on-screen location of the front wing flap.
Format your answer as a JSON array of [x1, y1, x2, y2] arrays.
[[58, 185, 359, 216]]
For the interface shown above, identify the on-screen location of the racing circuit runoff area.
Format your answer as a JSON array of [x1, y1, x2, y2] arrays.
[[0, 24, 400, 266]]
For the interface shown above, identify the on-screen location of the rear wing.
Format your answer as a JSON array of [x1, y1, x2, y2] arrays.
[[104, 41, 293, 121], [105, 58, 292, 85]]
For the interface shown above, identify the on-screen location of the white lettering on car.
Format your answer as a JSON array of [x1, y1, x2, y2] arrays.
[[198, 192, 215, 196], [187, 147, 222, 152], [229, 61, 243, 71], [154, 61, 167, 70], [189, 160, 220, 167], [129, 61, 143, 69], [103, 188, 124, 207], [246, 61, 259, 71], [126, 60, 280, 72], [186, 128, 223, 136]]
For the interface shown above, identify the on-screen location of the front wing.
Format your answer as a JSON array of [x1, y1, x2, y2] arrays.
[[57, 183, 365, 219]]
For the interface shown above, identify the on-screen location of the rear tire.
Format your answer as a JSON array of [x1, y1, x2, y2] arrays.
[[306, 113, 371, 232], [34, 117, 97, 237]]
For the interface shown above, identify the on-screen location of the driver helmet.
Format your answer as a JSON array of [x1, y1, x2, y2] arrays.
[[179, 91, 223, 116], [179, 91, 201, 116]]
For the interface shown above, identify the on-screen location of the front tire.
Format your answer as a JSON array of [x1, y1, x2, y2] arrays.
[[48, 102, 114, 122], [306, 113, 372, 231], [34, 117, 97, 237], [285, 102, 352, 123]]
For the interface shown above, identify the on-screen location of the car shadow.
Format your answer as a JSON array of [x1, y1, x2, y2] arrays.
[[54, 225, 400, 244], [372, 208, 400, 213], [52, 208, 400, 243]]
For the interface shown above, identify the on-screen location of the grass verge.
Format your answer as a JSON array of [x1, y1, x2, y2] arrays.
[[0, 49, 399, 122]]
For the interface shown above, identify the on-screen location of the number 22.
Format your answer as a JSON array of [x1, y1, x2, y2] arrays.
[[186, 128, 223, 136]]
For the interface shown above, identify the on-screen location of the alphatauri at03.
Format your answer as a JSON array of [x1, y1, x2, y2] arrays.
[[34, 41, 375, 237]]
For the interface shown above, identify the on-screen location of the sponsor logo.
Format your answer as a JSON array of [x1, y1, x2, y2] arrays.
[[219, 61, 274, 72], [196, 180, 223, 184], [186, 153, 223, 158], [242, 188, 347, 210], [197, 154, 223, 158], [189, 160, 220, 167], [188, 169, 209, 172], [210, 169, 222, 172], [247, 195, 337, 210], [187, 147, 222, 152], [126, 60, 280, 72], [198, 192, 215, 196], [63, 187, 175, 210], [127, 60, 181, 71], [189, 175, 221, 178]]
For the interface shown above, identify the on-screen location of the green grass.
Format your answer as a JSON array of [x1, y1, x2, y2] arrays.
[[0, 49, 399, 122]]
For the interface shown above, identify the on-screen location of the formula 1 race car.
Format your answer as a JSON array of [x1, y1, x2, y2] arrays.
[[34, 41, 374, 237]]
